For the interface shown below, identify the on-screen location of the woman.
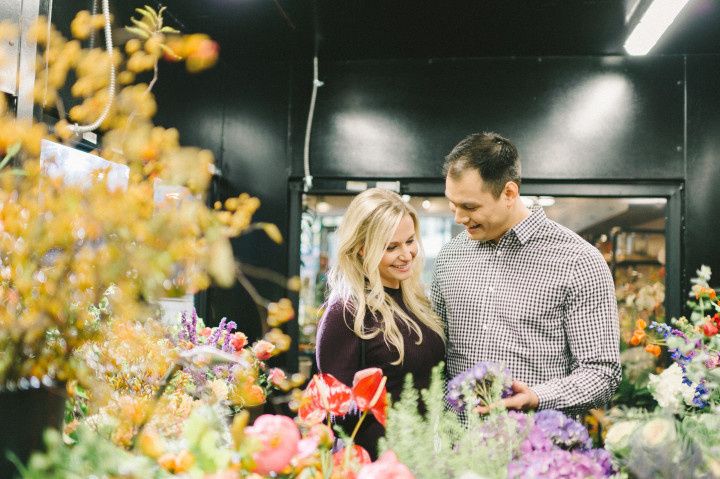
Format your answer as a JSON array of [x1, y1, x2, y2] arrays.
[[315, 188, 446, 458]]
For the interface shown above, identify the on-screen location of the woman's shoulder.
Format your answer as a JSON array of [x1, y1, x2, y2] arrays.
[[319, 299, 356, 329]]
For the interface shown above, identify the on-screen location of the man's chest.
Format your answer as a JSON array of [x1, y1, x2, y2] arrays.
[[437, 248, 571, 324]]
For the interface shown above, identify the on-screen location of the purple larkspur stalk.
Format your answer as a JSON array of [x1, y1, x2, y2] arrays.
[[208, 317, 226, 346], [189, 309, 198, 344], [178, 311, 188, 341], [221, 320, 238, 352], [188, 366, 206, 388]]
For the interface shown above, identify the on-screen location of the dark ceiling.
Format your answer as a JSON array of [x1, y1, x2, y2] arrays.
[[141, 0, 720, 64]]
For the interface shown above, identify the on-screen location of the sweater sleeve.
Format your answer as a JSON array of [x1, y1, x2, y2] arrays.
[[315, 301, 360, 387]]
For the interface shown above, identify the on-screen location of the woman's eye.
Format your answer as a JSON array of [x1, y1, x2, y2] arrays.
[[406, 239, 415, 245], [386, 245, 397, 251]]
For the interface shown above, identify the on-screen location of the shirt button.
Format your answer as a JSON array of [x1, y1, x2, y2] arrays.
[[488, 286, 494, 293], [496, 250, 502, 256]]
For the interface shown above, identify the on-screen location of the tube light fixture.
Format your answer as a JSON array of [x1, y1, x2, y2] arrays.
[[624, 0, 691, 55]]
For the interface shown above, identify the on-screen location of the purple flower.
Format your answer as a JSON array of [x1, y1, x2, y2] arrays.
[[585, 448, 617, 477], [179, 311, 188, 341], [222, 320, 238, 352], [190, 309, 198, 344], [693, 382, 710, 408], [529, 410, 592, 451], [508, 449, 610, 479], [207, 317, 227, 346], [446, 361, 513, 413]]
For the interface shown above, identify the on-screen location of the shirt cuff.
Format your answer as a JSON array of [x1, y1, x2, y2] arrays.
[[530, 383, 559, 410]]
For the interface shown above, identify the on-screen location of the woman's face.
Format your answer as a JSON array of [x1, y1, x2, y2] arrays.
[[378, 214, 418, 289]]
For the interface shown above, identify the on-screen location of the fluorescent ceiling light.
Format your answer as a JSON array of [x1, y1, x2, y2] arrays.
[[624, 0, 691, 55]]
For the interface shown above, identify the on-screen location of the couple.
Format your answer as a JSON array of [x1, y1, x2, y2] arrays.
[[315, 132, 621, 458]]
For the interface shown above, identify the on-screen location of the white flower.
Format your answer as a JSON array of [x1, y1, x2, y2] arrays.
[[648, 363, 694, 413], [695, 265, 712, 284], [640, 417, 676, 448], [604, 420, 640, 455]]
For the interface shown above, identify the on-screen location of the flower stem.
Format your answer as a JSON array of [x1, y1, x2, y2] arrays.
[[350, 410, 369, 442]]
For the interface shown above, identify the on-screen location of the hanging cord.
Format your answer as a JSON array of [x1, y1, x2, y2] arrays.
[[303, 56, 322, 192], [69, 0, 115, 135]]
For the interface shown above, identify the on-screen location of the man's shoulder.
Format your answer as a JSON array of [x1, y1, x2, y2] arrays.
[[437, 230, 471, 258], [538, 220, 608, 269]]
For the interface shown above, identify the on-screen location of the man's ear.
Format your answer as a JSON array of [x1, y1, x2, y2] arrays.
[[504, 181, 520, 206]]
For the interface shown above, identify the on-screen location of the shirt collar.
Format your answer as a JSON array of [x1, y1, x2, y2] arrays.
[[509, 205, 546, 245]]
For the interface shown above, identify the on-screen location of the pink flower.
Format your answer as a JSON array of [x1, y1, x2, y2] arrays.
[[252, 340, 276, 360], [244, 414, 300, 475], [357, 451, 415, 479], [231, 332, 248, 351], [307, 423, 335, 448], [295, 437, 319, 461], [199, 327, 212, 337], [268, 368, 286, 386]]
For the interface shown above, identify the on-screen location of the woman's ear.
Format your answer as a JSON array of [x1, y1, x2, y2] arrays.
[[359, 245, 365, 257]]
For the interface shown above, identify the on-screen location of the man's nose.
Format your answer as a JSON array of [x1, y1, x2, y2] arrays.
[[454, 210, 468, 224]]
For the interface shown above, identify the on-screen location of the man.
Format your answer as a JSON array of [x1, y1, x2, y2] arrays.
[[431, 131, 620, 416]]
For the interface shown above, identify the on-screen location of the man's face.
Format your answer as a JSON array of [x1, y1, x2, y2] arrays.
[[445, 169, 512, 242]]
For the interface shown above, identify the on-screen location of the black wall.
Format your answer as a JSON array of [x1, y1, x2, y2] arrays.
[[44, 2, 720, 370]]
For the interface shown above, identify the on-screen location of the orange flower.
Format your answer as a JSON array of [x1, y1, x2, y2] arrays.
[[645, 344, 661, 357], [635, 319, 647, 330]]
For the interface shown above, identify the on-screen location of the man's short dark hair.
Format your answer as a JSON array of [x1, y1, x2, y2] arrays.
[[443, 132, 521, 198]]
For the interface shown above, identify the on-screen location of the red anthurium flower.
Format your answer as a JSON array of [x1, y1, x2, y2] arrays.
[[298, 373, 353, 424], [712, 313, 720, 328], [352, 368, 388, 427]]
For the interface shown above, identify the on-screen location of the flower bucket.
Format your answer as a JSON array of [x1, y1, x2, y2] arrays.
[[0, 385, 66, 474]]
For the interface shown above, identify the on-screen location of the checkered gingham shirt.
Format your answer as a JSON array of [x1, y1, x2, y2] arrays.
[[431, 206, 621, 417]]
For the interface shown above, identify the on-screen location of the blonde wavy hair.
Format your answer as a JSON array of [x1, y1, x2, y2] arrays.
[[327, 188, 445, 365]]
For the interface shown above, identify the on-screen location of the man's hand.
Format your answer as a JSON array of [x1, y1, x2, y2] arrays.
[[475, 380, 539, 414]]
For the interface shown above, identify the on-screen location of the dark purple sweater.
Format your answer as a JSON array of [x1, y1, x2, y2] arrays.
[[315, 286, 445, 458]]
